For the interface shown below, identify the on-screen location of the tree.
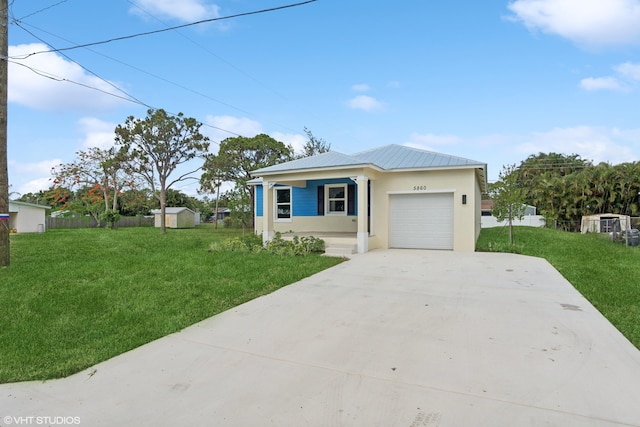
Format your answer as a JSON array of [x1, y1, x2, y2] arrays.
[[115, 109, 209, 234], [490, 164, 526, 245], [201, 133, 292, 226], [51, 146, 131, 226], [298, 127, 330, 158]]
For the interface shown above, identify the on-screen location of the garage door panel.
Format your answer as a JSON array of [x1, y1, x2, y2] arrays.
[[389, 193, 453, 250]]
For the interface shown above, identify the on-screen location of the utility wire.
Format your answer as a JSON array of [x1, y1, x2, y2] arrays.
[[13, 0, 68, 21], [13, 0, 317, 59], [126, 0, 321, 131], [13, 21, 151, 108], [9, 60, 145, 104], [14, 20, 258, 118]]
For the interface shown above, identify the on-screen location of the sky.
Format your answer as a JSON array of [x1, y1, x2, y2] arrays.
[[7, 0, 640, 198]]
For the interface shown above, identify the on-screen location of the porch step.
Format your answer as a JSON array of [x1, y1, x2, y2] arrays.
[[324, 243, 357, 257]]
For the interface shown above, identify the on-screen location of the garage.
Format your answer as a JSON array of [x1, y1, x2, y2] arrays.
[[389, 192, 453, 250]]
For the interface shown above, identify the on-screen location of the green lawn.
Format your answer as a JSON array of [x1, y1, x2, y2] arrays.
[[0, 226, 343, 384], [477, 226, 640, 350]]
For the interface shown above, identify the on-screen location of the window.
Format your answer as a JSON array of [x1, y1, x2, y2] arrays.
[[275, 187, 291, 220], [327, 184, 346, 215]]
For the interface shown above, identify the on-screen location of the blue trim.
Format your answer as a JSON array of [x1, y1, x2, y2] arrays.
[[255, 185, 263, 216]]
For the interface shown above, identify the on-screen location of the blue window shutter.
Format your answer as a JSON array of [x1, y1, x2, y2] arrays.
[[317, 185, 324, 216], [347, 184, 355, 215]]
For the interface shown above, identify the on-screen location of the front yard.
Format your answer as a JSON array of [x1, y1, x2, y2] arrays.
[[0, 226, 343, 383]]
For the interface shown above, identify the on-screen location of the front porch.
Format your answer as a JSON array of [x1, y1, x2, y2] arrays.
[[279, 231, 358, 257]]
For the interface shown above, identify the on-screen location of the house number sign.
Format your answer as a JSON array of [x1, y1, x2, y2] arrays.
[[413, 186, 427, 191]]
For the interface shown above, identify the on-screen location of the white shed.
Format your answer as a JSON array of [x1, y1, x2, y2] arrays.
[[580, 213, 631, 234], [151, 207, 197, 229], [8, 201, 51, 233]]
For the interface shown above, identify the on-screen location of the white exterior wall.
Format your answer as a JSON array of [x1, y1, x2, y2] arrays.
[[9, 204, 47, 233], [370, 168, 479, 252]]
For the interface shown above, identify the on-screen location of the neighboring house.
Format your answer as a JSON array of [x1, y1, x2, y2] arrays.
[[8, 200, 51, 233], [151, 207, 197, 229], [581, 213, 631, 234], [215, 207, 231, 221], [481, 200, 545, 228], [249, 144, 488, 253]]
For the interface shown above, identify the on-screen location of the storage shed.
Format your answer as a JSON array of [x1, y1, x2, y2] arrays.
[[580, 213, 631, 234], [151, 207, 196, 229], [8, 200, 51, 233]]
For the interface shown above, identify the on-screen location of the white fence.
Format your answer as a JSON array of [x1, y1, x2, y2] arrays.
[[481, 215, 546, 228]]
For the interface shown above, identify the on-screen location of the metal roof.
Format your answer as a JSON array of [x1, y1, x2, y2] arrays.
[[251, 144, 485, 175], [351, 144, 484, 169], [251, 151, 368, 175]]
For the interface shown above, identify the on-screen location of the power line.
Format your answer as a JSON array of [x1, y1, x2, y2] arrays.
[[12, 0, 68, 21], [9, 1, 313, 139], [126, 0, 322, 130], [12, 0, 318, 59], [12, 21, 151, 108]]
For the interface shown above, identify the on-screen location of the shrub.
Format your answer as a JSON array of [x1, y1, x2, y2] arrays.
[[292, 235, 325, 255], [212, 232, 326, 256], [209, 234, 263, 253], [265, 232, 294, 256]]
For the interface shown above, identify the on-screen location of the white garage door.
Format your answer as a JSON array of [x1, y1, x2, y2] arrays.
[[389, 193, 453, 250]]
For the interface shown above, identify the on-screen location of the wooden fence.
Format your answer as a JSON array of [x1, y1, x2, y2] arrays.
[[46, 216, 154, 229]]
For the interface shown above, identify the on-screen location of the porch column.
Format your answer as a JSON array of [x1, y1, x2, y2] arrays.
[[262, 181, 274, 245], [354, 175, 368, 253]]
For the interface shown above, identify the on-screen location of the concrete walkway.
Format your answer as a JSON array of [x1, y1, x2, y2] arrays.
[[2, 250, 640, 426]]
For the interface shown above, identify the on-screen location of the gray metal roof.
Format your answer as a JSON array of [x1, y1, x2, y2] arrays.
[[251, 151, 368, 175], [352, 144, 484, 169], [251, 144, 485, 175]]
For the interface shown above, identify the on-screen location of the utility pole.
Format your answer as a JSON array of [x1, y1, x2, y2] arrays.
[[0, 0, 9, 267]]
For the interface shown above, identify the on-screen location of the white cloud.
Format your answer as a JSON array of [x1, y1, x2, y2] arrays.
[[580, 62, 640, 91], [580, 77, 625, 91], [347, 95, 384, 112], [204, 115, 263, 147], [515, 126, 637, 165], [8, 159, 62, 196], [15, 177, 55, 197], [615, 62, 640, 80], [508, 0, 640, 48], [130, 0, 220, 22], [78, 118, 117, 149], [9, 158, 62, 175], [8, 43, 127, 111], [271, 132, 306, 155], [351, 83, 370, 92]]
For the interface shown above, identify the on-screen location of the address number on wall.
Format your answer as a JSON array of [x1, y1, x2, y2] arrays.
[[413, 186, 428, 191]]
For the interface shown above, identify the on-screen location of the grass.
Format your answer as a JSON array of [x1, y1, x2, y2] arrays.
[[478, 226, 640, 349], [0, 225, 344, 384]]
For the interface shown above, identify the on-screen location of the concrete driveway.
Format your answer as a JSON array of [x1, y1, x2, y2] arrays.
[[2, 250, 640, 426]]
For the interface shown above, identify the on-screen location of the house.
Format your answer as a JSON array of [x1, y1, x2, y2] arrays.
[[249, 144, 487, 253], [581, 213, 631, 234], [151, 207, 197, 229], [214, 207, 231, 221], [8, 200, 51, 233]]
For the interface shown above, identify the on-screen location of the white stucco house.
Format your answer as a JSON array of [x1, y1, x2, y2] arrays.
[[249, 144, 487, 254], [8, 200, 51, 233]]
